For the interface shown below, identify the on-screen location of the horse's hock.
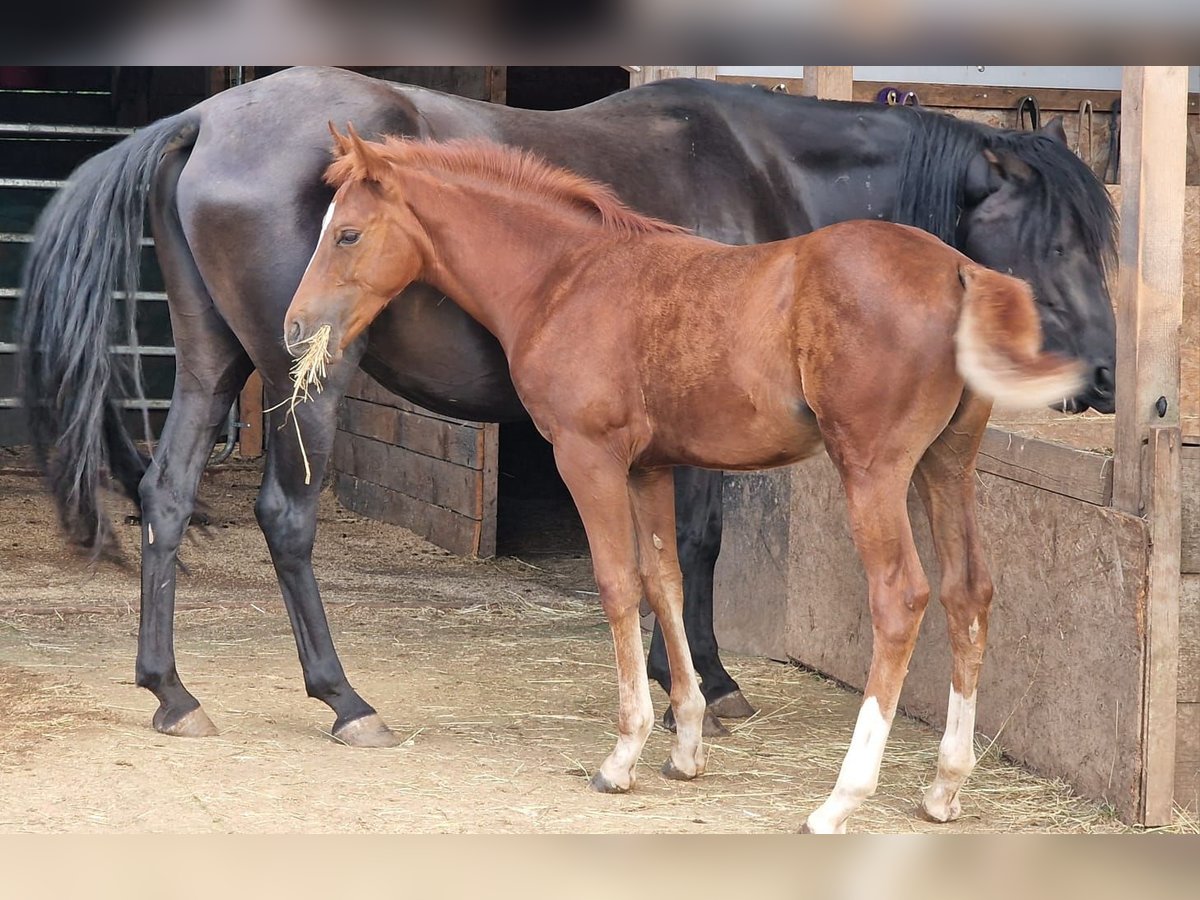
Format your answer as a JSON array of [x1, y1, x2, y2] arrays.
[[716, 179, 1200, 824]]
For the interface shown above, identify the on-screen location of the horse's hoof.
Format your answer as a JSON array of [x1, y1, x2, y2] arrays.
[[918, 793, 962, 823], [589, 771, 632, 794], [156, 706, 219, 738], [662, 706, 730, 737], [800, 815, 845, 835], [661, 757, 699, 781], [708, 690, 756, 720], [333, 713, 401, 748]]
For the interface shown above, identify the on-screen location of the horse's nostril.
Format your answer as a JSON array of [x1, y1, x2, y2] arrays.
[[1094, 365, 1114, 395], [287, 320, 303, 345]]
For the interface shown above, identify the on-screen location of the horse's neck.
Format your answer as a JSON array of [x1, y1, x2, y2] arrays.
[[401, 170, 595, 351], [745, 100, 915, 230]]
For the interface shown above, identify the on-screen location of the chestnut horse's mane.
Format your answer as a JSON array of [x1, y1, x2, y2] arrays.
[[325, 136, 690, 238]]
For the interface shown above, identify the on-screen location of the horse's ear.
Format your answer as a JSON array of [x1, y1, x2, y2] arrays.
[[965, 148, 1033, 203], [343, 123, 391, 182], [1038, 116, 1069, 146], [328, 121, 353, 159]]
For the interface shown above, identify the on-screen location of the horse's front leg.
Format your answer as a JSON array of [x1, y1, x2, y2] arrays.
[[552, 437, 654, 793], [255, 351, 398, 748]]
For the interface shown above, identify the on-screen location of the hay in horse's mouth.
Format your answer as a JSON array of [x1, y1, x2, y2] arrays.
[[276, 324, 332, 485]]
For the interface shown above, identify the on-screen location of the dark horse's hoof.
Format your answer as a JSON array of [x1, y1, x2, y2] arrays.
[[588, 771, 632, 794], [707, 690, 757, 720], [333, 713, 402, 748], [662, 706, 730, 737], [154, 706, 219, 738]]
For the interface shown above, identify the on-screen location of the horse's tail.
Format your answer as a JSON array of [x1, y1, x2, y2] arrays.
[[18, 112, 200, 555], [954, 263, 1085, 408]]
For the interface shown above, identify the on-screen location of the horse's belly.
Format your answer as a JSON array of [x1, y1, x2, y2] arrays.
[[642, 396, 824, 471]]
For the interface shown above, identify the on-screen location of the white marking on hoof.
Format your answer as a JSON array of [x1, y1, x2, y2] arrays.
[[923, 687, 977, 822]]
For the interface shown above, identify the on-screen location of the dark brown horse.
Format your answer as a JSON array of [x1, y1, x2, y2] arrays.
[[19, 68, 1117, 748], [284, 130, 1081, 832]]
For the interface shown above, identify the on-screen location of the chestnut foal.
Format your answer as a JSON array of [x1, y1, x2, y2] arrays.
[[284, 128, 1081, 832]]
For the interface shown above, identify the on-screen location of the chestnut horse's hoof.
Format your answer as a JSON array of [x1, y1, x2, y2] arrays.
[[660, 757, 699, 782], [662, 706, 730, 737], [918, 793, 963, 824], [155, 706, 219, 738], [707, 690, 757, 720], [333, 713, 401, 748], [588, 771, 632, 794]]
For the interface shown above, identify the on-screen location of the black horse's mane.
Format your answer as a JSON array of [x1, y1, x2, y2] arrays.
[[894, 107, 1117, 275]]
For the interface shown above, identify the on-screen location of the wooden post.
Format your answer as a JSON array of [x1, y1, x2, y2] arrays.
[[626, 66, 717, 88], [238, 371, 264, 459], [1109, 66, 1187, 825], [1113, 66, 1187, 515], [486, 66, 507, 105], [1142, 426, 1183, 823], [800, 67, 853, 101]]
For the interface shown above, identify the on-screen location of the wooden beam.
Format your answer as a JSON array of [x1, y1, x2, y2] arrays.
[[976, 427, 1112, 506], [800, 67, 853, 101], [1141, 426, 1183, 824], [626, 66, 717, 88], [1113, 66, 1188, 516]]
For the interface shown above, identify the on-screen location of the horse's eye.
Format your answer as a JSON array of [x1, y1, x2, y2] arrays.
[[337, 230, 361, 246]]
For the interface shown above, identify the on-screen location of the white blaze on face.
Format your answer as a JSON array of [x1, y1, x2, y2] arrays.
[[302, 201, 337, 279], [805, 696, 892, 833]]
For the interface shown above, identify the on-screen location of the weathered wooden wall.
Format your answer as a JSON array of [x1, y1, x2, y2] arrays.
[[1178, 443, 1200, 811], [331, 372, 498, 558], [715, 457, 1153, 821]]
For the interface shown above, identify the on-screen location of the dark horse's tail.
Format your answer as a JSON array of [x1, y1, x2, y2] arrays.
[[18, 113, 200, 555]]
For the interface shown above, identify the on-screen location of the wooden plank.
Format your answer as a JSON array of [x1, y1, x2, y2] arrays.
[[332, 431, 480, 519], [1113, 66, 1188, 516], [716, 75, 1200, 114], [333, 473, 480, 558], [237, 370, 263, 459], [1141, 426, 1182, 824], [1176, 702, 1200, 814], [1181, 574, 1200, 704], [346, 373, 486, 428], [977, 426, 1113, 506], [1184, 443, 1199, 574], [627, 66, 717, 88], [486, 66, 507, 105], [338, 397, 481, 468], [800, 67, 853, 102]]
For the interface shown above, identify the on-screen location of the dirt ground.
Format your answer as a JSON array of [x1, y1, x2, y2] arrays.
[[0, 456, 1128, 833]]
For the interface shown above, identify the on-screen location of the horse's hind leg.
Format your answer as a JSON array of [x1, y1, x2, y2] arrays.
[[803, 466, 930, 834], [137, 148, 254, 736], [913, 393, 995, 823], [552, 437, 654, 793], [650, 466, 754, 737], [629, 468, 707, 780], [254, 362, 399, 748]]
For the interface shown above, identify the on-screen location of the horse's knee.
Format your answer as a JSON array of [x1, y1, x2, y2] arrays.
[[597, 570, 641, 619], [871, 577, 931, 649], [255, 485, 315, 559], [137, 468, 190, 550]]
